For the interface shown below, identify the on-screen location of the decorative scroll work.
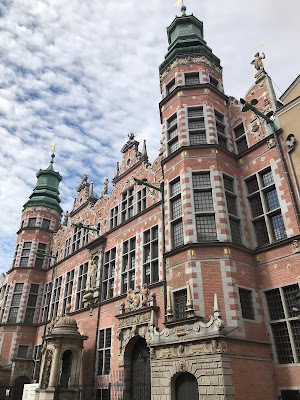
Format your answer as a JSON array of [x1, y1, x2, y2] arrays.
[[160, 55, 222, 82]]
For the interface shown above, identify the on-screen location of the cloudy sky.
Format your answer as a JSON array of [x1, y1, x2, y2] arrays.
[[0, 0, 299, 273]]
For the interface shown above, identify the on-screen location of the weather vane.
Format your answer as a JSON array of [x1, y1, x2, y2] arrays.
[[173, 0, 186, 15]]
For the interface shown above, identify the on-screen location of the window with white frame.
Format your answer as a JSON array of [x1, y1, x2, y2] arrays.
[[40, 282, 51, 323], [170, 178, 184, 249], [166, 78, 176, 95], [246, 168, 286, 246], [174, 289, 187, 320], [239, 288, 255, 320], [97, 328, 112, 375], [167, 113, 179, 155], [121, 237, 136, 294], [34, 243, 46, 269], [62, 269, 74, 315], [75, 262, 88, 310], [96, 389, 110, 400], [234, 123, 248, 154], [192, 172, 217, 241], [0, 285, 9, 322], [102, 248, 116, 301], [209, 75, 219, 89], [223, 175, 241, 244], [20, 242, 31, 267], [143, 226, 159, 285], [64, 238, 71, 258], [8, 283, 23, 323], [49, 276, 62, 320], [185, 72, 200, 85], [72, 226, 82, 252], [110, 205, 119, 229], [33, 344, 42, 381], [28, 217, 37, 228], [265, 284, 300, 364], [214, 110, 227, 149], [121, 187, 134, 222], [137, 187, 147, 213], [41, 218, 51, 230], [24, 284, 39, 323], [11, 244, 19, 268], [188, 107, 206, 145]]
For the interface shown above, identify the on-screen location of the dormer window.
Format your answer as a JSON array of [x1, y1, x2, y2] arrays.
[[166, 78, 176, 94], [185, 72, 200, 85], [209, 75, 219, 89]]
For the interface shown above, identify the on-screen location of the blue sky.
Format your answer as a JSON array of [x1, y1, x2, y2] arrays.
[[0, 0, 299, 273]]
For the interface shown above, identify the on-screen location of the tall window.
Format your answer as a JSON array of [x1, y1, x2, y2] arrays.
[[170, 179, 184, 248], [11, 244, 19, 268], [188, 107, 206, 145], [49, 276, 62, 320], [214, 110, 227, 149], [75, 262, 88, 310], [34, 243, 46, 269], [62, 270, 74, 315], [41, 218, 51, 230], [209, 75, 219, 88], [28, 217, 37, 228], [110, 205, 119, 229], [121, 238, 136, 294], [33, 344, 42, 381], [0, 285, 9, 322], [96, 389, 110, 400], [193, 172, 217, 241], [137, 187, 147, 213], [40, 282, 51, 323], [246, 168, 286, 246], [167, 113, 179, 155], [98, 328, 112, 375], [185, 72, 200, 85], [72, 226, 82, 252], [24, 284, 39, 323], [64, 238, 71, 258], [234, 123, 248, 154], [8, 283, 23, 323], [174, 289, 187, 320], [239, 288, 255, 320], [166, 78, 176, 94], [121, 187, 134, 222], [20, 242, 31, 267], [103, 248, 116, 301], [265, 284, 300, 364], [224, 175, 241, 244], [143, 226, 159, 285], [82, 227, 89, 247]]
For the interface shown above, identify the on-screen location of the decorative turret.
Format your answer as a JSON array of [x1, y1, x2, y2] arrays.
[[159, 5, 220, 72], [23, 153, 63, 213]]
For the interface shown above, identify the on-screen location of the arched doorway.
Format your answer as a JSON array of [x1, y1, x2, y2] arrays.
[[175, 373, 198, 400], [130, 337, 151, 400], [59, 350, 72, 389], [10, 376, 30, 400]]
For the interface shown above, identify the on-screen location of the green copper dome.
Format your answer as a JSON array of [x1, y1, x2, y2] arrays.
[[23, 154, 63, 213], [159, 9, 221, 72]]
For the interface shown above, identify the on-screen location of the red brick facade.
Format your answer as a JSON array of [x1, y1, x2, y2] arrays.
[[0, 8, 300, 400]]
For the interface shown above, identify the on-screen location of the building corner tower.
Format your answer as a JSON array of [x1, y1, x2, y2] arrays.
[[0, 154, 62, 398]]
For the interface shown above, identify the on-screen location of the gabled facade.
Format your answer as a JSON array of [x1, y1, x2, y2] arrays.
[[1, 6, 300, 400]]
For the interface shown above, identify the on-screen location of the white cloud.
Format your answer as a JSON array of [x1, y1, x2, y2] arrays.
[[0, 0, 299, 272]]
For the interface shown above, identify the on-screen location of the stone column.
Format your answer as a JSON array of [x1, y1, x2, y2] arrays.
[[48, 346, 60, 388]]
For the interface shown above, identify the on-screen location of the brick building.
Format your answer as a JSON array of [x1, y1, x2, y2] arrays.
[[1, 5, 300, 400]]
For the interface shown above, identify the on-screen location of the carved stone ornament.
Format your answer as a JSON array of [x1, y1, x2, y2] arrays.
[[124, 284, 152, 312], [178, 360, 186, 372], [292, 240, 300, 254], [267, 138, 276, 149]]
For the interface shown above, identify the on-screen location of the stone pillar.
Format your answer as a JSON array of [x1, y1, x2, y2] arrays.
[[48, 346, 60, 388]]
